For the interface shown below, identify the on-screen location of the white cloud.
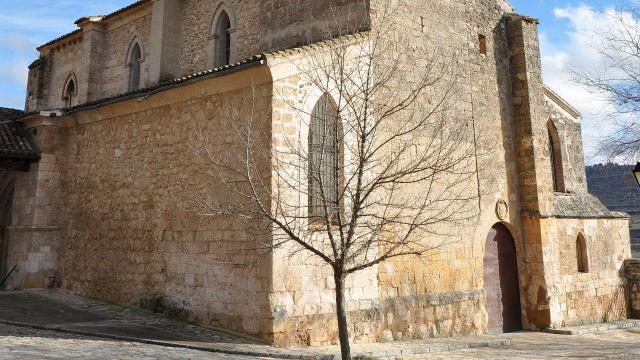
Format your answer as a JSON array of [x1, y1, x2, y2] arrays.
[[0, 34, 35, 88], [541, 5, 638, 163]]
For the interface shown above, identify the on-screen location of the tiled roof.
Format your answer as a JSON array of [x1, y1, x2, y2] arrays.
[[36, 29, 82, 51], [554, 193, 628, 219], [62, 33, 369, 114], [0, 108, 23, 122], [0, 108, 40, 162], [65, 55, 266, 114]]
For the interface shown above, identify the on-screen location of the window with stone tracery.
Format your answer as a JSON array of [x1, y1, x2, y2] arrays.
[[63, 74, 77, 108]]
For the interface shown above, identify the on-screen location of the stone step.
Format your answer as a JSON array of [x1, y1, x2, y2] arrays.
[[545, 319, 640, 336]]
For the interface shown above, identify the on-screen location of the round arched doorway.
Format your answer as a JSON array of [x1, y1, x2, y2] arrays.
[[483, 223, 523, 334]]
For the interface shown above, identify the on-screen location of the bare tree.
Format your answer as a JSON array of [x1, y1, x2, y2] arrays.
[[571, 3, 640, 163], [182, 4, 480, 359]]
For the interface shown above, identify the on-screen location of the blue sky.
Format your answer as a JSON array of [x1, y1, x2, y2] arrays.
[[0, 0, 631, 160]]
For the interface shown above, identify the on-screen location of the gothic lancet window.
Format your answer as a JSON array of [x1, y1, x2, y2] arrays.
[[548, 120, 565, 192], [212, 10, 232, 67], [309, 94, 340, 221], [576, 233, 589, 273], [128, 42, 142, 92], [63, 75, 77, 108]]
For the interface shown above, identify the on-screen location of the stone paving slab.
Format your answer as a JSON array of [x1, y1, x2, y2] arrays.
[[0, 290, 511, 359], [545, 319, 640, 336]]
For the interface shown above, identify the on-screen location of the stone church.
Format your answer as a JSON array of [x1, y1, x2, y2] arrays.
[[0, 0, 633, 346]]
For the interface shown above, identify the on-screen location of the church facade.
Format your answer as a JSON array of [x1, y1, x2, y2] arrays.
[[0, 0, 632, 346]]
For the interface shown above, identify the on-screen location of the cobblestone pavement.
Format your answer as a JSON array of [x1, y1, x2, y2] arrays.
[[0, 323, 270, 360], [2, 322, 640, 359], [3, 290, 640, 359], [409, 329, 640, 359]]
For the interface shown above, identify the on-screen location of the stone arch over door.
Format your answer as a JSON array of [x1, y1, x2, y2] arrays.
[[483, 222, 523, 334]]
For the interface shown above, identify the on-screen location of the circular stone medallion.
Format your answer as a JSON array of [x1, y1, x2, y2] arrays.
[[495, 199, 508, 220]]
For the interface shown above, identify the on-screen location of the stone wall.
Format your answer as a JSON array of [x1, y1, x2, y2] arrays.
[[45, 41, 84, 109], [179, 0, 261, 75], [25, 57, 51, 112], [263, 0, 524, 346], [29, 0, 371, 113], [544, 92, 588, 194], [100, 5, 153, 97], [21, 67, 277, 340], [549, 217, 630, 327], [257, 0, 370, 52], [12, 0, 635, 348], [5, 124, 65, 289]]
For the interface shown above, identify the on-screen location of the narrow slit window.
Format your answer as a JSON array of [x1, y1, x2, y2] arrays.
[[478, 34, 487, 55], [548, 120, 566, 192], [577, 234, 589, 273]]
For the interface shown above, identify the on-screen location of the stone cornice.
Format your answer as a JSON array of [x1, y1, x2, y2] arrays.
[[543, 84, 581, 119]]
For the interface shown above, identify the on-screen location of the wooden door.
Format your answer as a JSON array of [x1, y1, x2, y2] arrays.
[[483, 223, 522, 334]]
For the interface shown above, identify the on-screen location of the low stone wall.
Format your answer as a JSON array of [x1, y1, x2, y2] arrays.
[[549, 217, 631, 327], [272, 289, 485, 346]]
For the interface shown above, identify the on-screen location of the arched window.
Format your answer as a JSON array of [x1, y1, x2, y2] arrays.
[[128, 42, 142, 92], [576, 233, 589, 273], [211, 7, 233, 67], [548, 120, 565, 192], [309, 94, 340, 221], [63, 75, 77, 108]]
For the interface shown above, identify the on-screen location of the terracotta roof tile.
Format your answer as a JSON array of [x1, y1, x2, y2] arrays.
[[0, 108, 40, 162]]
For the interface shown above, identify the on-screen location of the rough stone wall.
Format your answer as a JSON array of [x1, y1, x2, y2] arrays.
[[45, 41, 84, 109], [5, 124, 65, 290], [16, 0, 635, 347], [264, 0, 525, 346], [257, 0, 370, 53], [267, 49, 382, 345], [505, 15, 555, 214], [100, 9, 153, 97], [550, 217, 630, 326], [544, 95, 588, 193], [25, 58, 51, 112], [179, 0, 261, 75], [371, 0, 526, 341], [509, 15, 631, 328], [31, 0, 369, 112], [52, 68, 275, 340], [179, 0, 369, 77]]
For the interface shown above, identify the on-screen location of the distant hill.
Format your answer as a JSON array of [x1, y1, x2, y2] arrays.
[[586, 164, 640, 256]]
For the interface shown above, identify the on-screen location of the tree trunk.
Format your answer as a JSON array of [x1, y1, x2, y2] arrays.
[[334, 271, 351, 360]]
